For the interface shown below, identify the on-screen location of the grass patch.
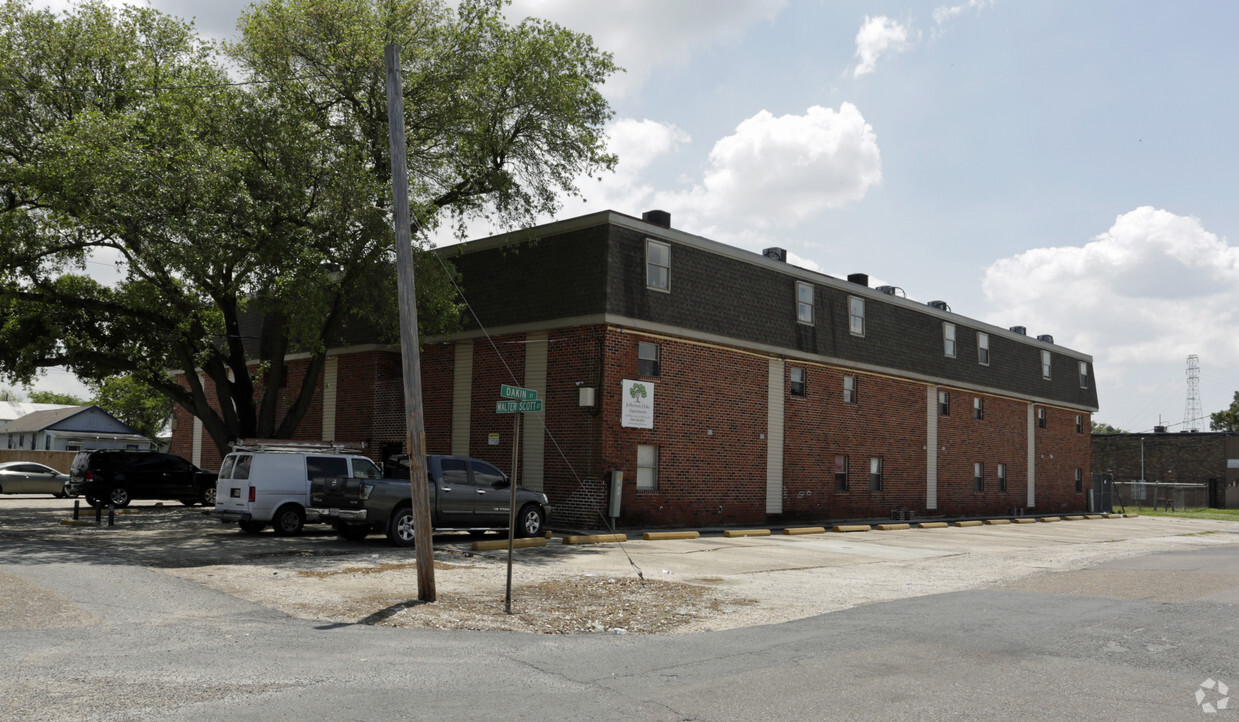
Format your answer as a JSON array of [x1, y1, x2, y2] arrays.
[[1119, 507, 1239, 522]]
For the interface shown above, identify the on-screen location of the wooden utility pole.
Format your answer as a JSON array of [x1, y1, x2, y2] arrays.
[[385, 43, 436, 601]]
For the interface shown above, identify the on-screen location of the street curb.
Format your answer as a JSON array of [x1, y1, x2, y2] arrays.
[[783, 527, 827, 535], [563, 533, 628, 545], [723, 529, 772, 538], [642, 531, 700, 541], [471, 537, 548, 551]]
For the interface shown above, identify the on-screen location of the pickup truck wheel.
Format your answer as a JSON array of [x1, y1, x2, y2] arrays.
[[271, 504, 305, 536], [337, 523, 370, 541], [386, 506, 417, 547], [107, 487, 131, 509], [516, 504, 545, 538], [238, 520, 266, 534]]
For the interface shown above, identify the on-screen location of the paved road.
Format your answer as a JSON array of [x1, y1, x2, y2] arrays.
[[3, 510, 1239, 720]]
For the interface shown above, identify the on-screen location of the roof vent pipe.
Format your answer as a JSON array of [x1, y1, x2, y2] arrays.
[[847, 273, 869, 287], [642, 210, 671, 228]]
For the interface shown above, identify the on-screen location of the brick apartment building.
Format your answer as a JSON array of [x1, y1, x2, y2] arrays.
[[172, 209, 1099, 528]]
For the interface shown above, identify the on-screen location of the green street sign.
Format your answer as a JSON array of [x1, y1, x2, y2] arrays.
[[496, 399, 543, 413], [500, 384, 539, 401]]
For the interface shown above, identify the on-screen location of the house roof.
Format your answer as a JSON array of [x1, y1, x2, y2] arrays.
[[0, 405, 94, 432], [0, 401, 80, 423]]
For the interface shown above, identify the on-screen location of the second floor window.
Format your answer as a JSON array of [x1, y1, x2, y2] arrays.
[[646, 239, 670, 291], [797, 282, 814, 324], [974, 462, 984, 492], [997, 463, 1007, 492], [1079, 361, 1089, 388], [943, 323, 956, 357], [869, 457, 883, 492], [1041, 350, 1052, 379], [638, 342, 660, 376], [978, 332, 990, 365]]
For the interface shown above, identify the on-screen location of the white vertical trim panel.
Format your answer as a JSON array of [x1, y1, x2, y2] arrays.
[[321, 356, 338, 441], [926, 385, 938, 510], [451, 342, 474, 456], [522, 332, 548, 491], [1027, 404, 1037, 508], [766, 359, 784, 515]]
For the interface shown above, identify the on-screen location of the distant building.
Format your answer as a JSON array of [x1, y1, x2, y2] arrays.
[[0, 405, 151, 452], [172, 209, 1099, 527], [1092, 430, 1239, 509]]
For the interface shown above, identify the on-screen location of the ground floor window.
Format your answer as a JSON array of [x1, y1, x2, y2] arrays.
[[1074, 468, 1083, 493], [869, 457, 883, 492], [637, 445, 659, 490], [974, 462, 984, 492], [834, 455, 848, 491], [997, 463, 1007, 492]]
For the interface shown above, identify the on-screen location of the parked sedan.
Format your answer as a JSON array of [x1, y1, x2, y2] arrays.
[[0, 461, 72, 497]]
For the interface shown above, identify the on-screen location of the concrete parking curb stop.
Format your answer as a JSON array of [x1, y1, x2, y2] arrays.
[[563, 533, 627, 545], [1039, 517, 1062, 523], [984, 519, 1011, 525], [875, 523, 910, 531], [723, 529, 772, 538], [1013, 518, 1037, 523], [954, 520, 984, 527], [1064, 515, 1084, 521], [782, 527, 827, 535], [832, 525, 871, 533], [471, 537, 548, 551], [642, 531, 701, 541], [917, 522, 949, 529]]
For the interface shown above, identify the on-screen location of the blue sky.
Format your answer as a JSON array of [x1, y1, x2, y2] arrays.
[[27, 0, 1239, 433]]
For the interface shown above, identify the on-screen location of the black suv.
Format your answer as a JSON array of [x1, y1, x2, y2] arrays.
[[68, 450, 217, 509]]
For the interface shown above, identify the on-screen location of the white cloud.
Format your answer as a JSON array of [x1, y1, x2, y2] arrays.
[[932, 0, 996, 35], [982, 207, 1239, 428], [853, 16, 914, 78], [665, 103, 882, 234], [508, 0, 787, 97]]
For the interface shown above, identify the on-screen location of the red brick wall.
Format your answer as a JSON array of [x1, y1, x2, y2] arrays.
[[1033, 406, 1092, 512], [936, 390, 1030, 516]]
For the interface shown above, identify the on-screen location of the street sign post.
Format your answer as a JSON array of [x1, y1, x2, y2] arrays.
[[496, 384, 542, 614]]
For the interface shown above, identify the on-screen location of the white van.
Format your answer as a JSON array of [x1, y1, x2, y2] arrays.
[[213, 441, 383, 536]]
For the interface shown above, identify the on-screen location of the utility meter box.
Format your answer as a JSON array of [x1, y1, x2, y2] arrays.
[[609, 470, 624, 518]]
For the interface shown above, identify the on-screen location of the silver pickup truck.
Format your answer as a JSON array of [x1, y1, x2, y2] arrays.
[[309, 455, 551, 546]]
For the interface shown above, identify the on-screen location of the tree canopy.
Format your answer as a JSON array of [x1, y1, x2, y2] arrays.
[[1210, 392, 1239, 432], [0, 0, 616, 455]]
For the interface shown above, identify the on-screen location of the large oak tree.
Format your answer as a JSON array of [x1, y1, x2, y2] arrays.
[[0, 0, 616, 455]]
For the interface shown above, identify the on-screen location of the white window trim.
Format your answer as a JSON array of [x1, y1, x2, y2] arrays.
[[848, 296, 865, 337], [796, 282, 814, 325], [645, 239, 670, 293], [636, 444, 659, 490]]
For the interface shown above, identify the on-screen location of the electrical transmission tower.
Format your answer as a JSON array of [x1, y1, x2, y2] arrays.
[[1183, 354, 1203, 431]]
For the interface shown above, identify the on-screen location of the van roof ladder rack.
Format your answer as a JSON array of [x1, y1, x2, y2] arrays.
[[229, 438, 368, 454]]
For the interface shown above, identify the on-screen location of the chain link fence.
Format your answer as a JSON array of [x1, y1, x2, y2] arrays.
[[1113, 481, 1209, 512]]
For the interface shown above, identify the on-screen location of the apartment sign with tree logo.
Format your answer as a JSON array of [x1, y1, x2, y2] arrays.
[[622, 380, 655, 429]]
